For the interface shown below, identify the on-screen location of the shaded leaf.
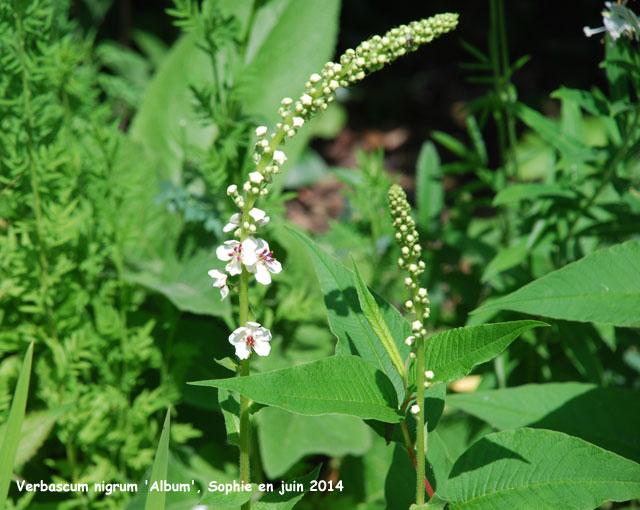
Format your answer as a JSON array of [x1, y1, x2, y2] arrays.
[[472, 241, 640, 327], [447, 382, 640, 463], [257, 407, 370, 478], [288, 228, 410, 400], [446, 428, 640, 510]]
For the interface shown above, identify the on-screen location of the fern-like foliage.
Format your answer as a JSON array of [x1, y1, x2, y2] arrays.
[[0, 1, 172, 507]]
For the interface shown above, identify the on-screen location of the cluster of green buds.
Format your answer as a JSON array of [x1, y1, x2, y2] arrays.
[[389, 184, 431, 342], [242, 12, 459, 218]]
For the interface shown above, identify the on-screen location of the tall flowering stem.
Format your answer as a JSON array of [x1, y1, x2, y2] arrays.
[[389, 184, 432, 505], [210, 13, 458, 509]]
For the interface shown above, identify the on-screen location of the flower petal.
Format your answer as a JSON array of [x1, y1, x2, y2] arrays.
[[248, 208, 268, 225], [219, 285, 229, 300], [223, 213, 241, 232], [253, 339, 271, 357], [229, 327, 247, 345], [254, 264, 272, 285], [266, 259, 282, 275], [234, 342, 251, 360], [226, 259, 241, 276]]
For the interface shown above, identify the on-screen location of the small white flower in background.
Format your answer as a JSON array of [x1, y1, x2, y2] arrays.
[[216, 240, 250, 275], [229, 321, 272, 359], [207, 269, 229, 300], [244, 237, 282, 285], [405, 335, 414, 346], [223, 208, 270, 233], [410, 404, 420, 415], [292, 117, 304, 128], [226, 184, 238, 195], [273, 150, 287, 165], [584, 1, 640, 41], [255, 126, 268, 137], [300, 94, 312, 106], [425, 370, 435, 380]]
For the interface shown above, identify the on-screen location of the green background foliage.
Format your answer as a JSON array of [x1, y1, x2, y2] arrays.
[[1, 0, 639, 509]]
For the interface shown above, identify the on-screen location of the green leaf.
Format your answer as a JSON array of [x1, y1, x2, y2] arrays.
[[198, 483, 256, 508], [14, 407, 68, 468], [426, 415, 494, 499], [416, 141, 443, 231], [513, 102, 596, 160], [124, 249, 232, 322], [288, 228, 411, 400], [0, 342, 33, 508], [144, 408, 171, 510], [257, 407, 371, 478], [446, 428, 640, 510], [557, 322, 604, 384], [412, 493, 448, 509], [492, 183, 578, 206], [254, 465, 321, 510], [352, 258, 405, 378], [218, 388, 240, 447], [191, 355, 403, 423], [472, 241, 640, 327], [414, 321, 547, 385], [481, 237, 529, 283], [447, 382, 640, 463]]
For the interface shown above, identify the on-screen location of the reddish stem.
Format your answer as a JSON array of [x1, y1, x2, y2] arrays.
[[405, 445, 435, 499]]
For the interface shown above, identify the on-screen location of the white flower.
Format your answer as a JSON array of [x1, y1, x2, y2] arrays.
[[584, 1, 638, 41], [248, 208, 270, 226], [255, 126, 268, 137], [292, 117, 304, 128], [273, 150, 287, 165], [229, 321, 272, 359], [410, 404, 420, 415], [281, 97, 293, 106], [216, 240, 251, 275], [425, 370, 434, 380], [227, 184, 238, 195], [208, 269, 229, 300], [243, 237, 282, 285], [405, 335, 414, 346], [309, 73, 322, 83], [222, 208, 270, 234], [249, 171, 264, 184], [301, 94, 312, 106], [412, 320, 422, 332]]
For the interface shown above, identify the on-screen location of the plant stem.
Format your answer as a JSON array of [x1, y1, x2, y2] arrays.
[[415, 334, 426, 505], [238, 268, 251, 510]]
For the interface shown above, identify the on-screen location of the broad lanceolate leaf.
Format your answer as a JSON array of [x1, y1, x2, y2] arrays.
[[0, 343, 33, 508], [413, 321, 547, 385], [124, 249, 232, 322], [288, 228, 411, 400], [416, 141, 443, 231], [446, 428, 640, 510], [257, 407, 371, 478], [472, 241, 640, 327], [191, 355, 403, 423], [447, 382, 640, 463], [144, 408, 171, 510], [352, 259, 405, 378], [492, 183, 578, 206]]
